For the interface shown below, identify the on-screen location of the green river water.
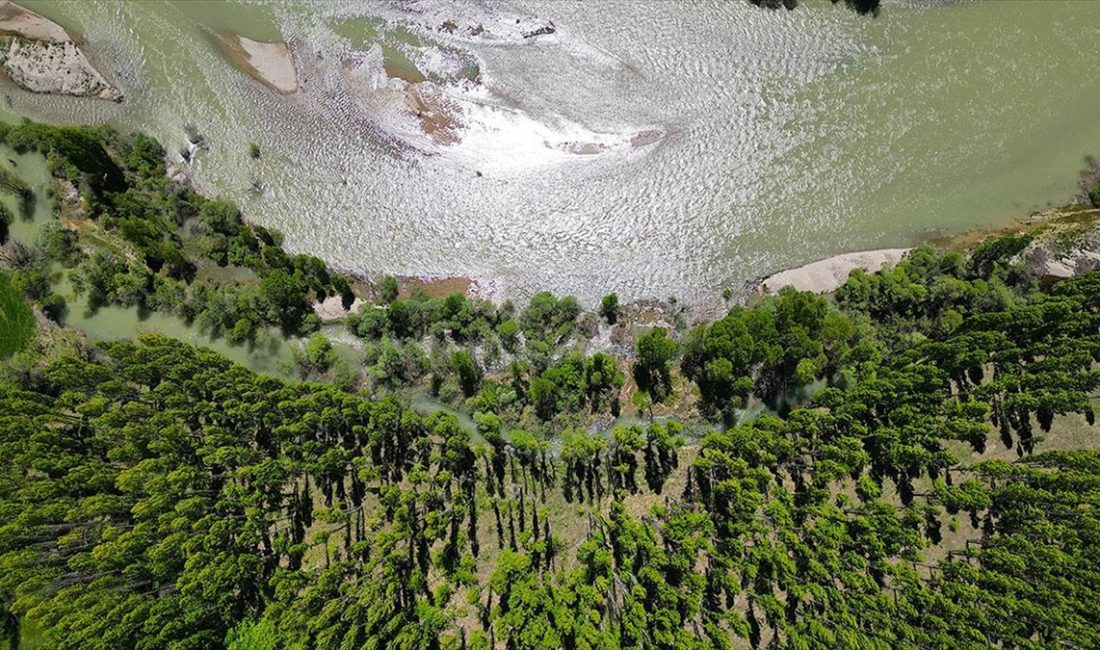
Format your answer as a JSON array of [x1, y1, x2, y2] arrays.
[[0, 0, 1096, 307]]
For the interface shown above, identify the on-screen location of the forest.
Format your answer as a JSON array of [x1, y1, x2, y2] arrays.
[[0, 122, 1098, 650]]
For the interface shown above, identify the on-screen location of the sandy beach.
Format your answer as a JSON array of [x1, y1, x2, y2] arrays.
[[758, 248, 911, 295]]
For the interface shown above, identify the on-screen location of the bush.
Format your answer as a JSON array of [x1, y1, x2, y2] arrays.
[[36, 222, 80, 266], [0, 202, 11, 243], [496, 318, 519, 352], [303, 332, 336, 373], [39, 293, 67, 322], [353, 305, 386, 339], [969, 233, 1032, 277]]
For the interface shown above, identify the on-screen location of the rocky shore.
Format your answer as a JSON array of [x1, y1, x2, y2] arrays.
[[1020, 214, 1100, 279], [0, 0, 120, 101]]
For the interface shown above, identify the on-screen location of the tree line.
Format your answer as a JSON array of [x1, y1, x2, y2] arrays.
[[0, 267, 1096, 648]]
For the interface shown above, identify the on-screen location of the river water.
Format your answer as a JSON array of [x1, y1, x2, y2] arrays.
[[7, 0, 1100, 307]]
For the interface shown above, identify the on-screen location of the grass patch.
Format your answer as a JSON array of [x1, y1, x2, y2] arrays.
[[0, 271, 34, 359]]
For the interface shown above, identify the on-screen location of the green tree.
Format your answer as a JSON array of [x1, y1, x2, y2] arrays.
[[634, 327, 677, 402], [304, 332, 336, 373], [599, 292, 619, 324], [451, 349, 482, 397], [380, 275, 399, 303]]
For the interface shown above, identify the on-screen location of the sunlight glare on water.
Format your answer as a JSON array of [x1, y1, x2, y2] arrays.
[[9, 0, 1100, 308]]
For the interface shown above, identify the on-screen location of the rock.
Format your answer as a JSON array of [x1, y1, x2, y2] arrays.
[[0, 0, 68, 42], [165, 163, 189, 186], [313, 295, 365, 322], [1025, 247, 1073, 278], [57, 178, 78, 202], [522, 21, 556, 39], [1023, 224, 1100, 280]]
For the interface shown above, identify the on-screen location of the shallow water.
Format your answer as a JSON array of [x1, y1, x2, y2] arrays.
[[7, 0, 1100, 308], [1, 143, 56, 243]]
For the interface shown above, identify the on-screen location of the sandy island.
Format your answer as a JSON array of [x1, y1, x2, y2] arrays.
[[0, 0, 68, 42], [758, 248, 911, 295], [0, 0, 120, 101], [212, 32, 298, 94]]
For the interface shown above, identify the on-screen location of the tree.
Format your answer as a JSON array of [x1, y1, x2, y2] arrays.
[[497, 318, 519, 352], [304, 332, 336, 373], [584, 352, 624, 413], [380, 275, 399, 303], [634, 327, 677, 402], [452, 349, 482, 397], [260, 268, 308, 329], [599, 293, 619, 324]]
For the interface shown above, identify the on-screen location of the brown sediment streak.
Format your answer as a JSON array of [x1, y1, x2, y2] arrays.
[[404, 82, 462, 145], [400, 275, 473, 299]]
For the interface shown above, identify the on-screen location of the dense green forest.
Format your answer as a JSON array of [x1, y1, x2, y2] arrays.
[[1, 121, 1098, 649]]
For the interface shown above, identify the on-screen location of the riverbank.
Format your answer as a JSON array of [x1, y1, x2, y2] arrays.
[[754, 248, 911, 296], [748, 204, 1100, 299], [314, 204, 1100, 331], [1, 118, 1097, 464], [6, 1, 1100, 308]]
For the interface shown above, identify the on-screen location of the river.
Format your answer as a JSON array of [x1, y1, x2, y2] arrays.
[[6, 0, 1100, 308]]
